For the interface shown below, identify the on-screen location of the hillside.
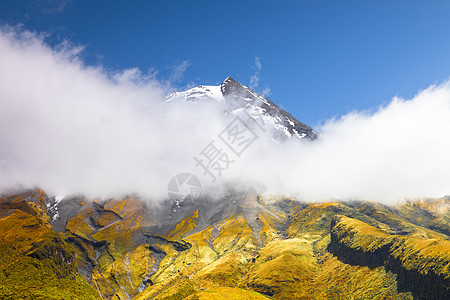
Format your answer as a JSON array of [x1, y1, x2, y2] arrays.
[[1, 189, 448, 299]]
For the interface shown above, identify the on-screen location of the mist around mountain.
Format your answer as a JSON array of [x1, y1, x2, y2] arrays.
[[1, 27, 450, 204], [163, 76, 318, 141]]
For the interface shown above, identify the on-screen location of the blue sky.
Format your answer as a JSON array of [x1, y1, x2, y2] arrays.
[[2, 0, 450, 127]]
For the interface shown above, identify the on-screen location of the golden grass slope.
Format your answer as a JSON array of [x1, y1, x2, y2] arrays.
[[330, 215, 450, 299], [135, 196, 449, 300], [239, 238, 316, 298], [1, 190, 449, 300], [64, 196, 157, 300], [0, 190, 100, 300]]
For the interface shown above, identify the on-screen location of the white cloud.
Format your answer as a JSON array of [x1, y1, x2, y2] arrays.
[[169, 60, 191, 83], [250, 56, 262, 89], [0, 27, 227, 200], [38, 0, 69, 15], [227, 84, 450, 203], [0, 27, 449, 204], [250, 57, 270, 97]]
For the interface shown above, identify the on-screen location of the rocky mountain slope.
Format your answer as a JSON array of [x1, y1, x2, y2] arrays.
[[0, 190, 99, 299], [163, 77, 318, 141], [1, 189, 449, 299]]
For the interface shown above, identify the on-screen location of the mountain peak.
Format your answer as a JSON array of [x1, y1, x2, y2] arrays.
[[163, 77, 318, 141], [220, 76, 249, 97], [220, 76, 318, 141], [221, 76, 238, 86], [223, 76, 236, 83]]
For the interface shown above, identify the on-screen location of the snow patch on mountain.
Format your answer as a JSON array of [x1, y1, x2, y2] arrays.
[[46, 194, 65, 221]]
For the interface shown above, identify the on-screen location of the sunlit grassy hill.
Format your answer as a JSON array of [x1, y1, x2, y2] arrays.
[[0, 190, 100, 300], [0, 189, 448, 299]]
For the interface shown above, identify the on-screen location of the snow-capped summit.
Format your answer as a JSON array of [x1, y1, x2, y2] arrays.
[[163, 77, 318, 141], [164, 84, 224, 103]]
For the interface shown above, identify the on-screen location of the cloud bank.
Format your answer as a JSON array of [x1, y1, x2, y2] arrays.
[[232, 87, 450, 203], [0, 27, 449, 203], [0, 27, 228, 199]]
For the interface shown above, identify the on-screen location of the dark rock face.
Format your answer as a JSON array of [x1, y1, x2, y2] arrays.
[[220, 76, 318, 141], [48, 195, 86, 233], [142, 233, 191, 251]]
